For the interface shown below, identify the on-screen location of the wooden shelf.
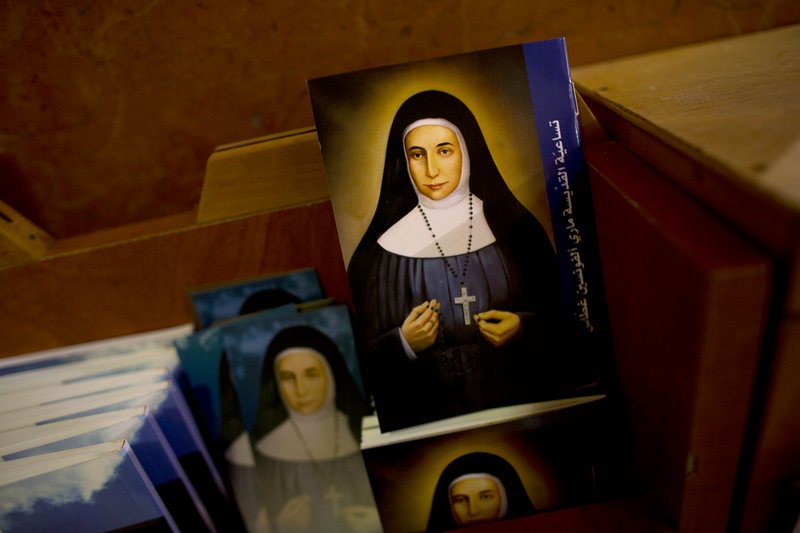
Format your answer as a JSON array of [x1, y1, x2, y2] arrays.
[[573, 25, 800, 533], [0, 199, 54, 268], [0, 202, 352, 359], [1, 28, 797, 532], [572, 24, 800, 310]]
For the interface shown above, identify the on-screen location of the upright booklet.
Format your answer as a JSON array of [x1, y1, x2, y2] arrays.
[[309, 38, 611, 433], [178, 270, 380, 532], [221, 304, 380, 533]]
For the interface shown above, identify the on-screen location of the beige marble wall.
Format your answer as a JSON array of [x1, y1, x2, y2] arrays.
[[2, 0, 798, 238]]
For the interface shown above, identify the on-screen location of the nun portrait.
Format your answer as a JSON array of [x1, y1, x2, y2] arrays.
[[249, 325, 380, 533], [426, 452, 536, 531], [347, 90, 565, 431], [219, 289, 305, 533]]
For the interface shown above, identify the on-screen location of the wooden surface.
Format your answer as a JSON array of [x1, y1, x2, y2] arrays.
[[587, 141, 771, 532], [0, 137, 768, 532], [0, 200, 54, 268], [195, 93, 607, 225], [0, 30, 792, 530], [572, 27, 800, 532], [572, 24, 800, 213], [197, 128, 329, 222], [0, 202, 351, 359], [737, 317, 800, 532], [572, 25, 800, 295], [4, 2, 799, 241], [460, 495, 672, 533], [759, 138, 800, 313]]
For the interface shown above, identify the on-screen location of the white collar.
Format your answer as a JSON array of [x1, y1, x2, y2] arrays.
[[255, 411, 359, 461], [377, 194, 495, 258]]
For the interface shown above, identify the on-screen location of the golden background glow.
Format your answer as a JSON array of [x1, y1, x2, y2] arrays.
[[362, 416, 585, 533], [310, 46, 553, 268]]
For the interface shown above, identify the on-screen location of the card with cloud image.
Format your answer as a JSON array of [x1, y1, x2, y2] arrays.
[[0, 408, 208, 531], [0, 440, 179, 532]]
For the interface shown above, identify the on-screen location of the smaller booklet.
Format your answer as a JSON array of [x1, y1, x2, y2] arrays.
[[222, 304, 380, 533], [360, 396, 623, 532], [188, 268, 324, 329]]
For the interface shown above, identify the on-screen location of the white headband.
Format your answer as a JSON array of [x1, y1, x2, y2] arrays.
[[448, 472, 508, 519]]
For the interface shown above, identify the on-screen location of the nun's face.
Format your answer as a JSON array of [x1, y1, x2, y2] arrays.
[[276, 349, 329, 414], [405, 125, 462, 201], [449, 476, 503, 526]]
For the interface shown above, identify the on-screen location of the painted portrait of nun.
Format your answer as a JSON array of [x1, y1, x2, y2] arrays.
[[347, 90, 565, 430], [426, 452, 536, 531], [219, 290, 306, 533], [248, 325, 380, 533]]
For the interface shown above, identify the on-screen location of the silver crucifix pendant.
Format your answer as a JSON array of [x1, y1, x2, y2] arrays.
[[454, 286, 476, 325]]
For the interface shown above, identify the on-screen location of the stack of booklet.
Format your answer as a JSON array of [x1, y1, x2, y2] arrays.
[[0, 323, 232, 532], [0, 268, 378, 533], [176, 268, 382, 533], [0, 37, 632, 533]]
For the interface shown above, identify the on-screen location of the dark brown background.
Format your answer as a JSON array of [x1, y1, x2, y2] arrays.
[[2, 0, 798, 238]]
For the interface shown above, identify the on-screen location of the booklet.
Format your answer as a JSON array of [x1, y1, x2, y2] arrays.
[[222, 304, 380, 533], [0, 323, 192, 376], [188, 268, 325, 329], [309, 37, 611, 432], [361, 397, 618, 532], [0, 380, 171, 431], [0, 347, 177, 396], [0, 367, 170, 414], [175, 304, 303, 449], [0, 441, 180, 532], [0, 326, 238, 531], [0, 376, 231, 530], [0, 406, 213, 532]]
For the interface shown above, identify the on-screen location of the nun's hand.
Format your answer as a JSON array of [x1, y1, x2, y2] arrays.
[[276, 494, 311, 532], [341, 504, 382, 533], [474, 310, 521, 347], [401, 300, 440, 352]]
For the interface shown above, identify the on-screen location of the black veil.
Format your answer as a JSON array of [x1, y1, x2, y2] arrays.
[[347, 90, 561, 324], [249, 325, 369, 445], [426, 451, 536, 531]]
